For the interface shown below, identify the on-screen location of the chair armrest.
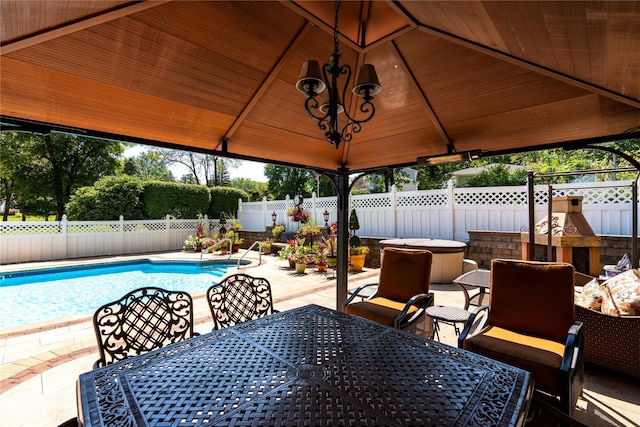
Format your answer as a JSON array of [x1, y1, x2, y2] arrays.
[[342, 283, 379, 307], [93, 359, 103, 370], [561, 321, 584, 374], [458, 305, 489, 348], [393, 292, 434, 329]]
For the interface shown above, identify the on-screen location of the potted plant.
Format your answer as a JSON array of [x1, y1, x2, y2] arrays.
[[286, 207, 310, 223], [183, 215, 208, 251], [323, 227, 338, 268], [348, 235, 369, 272], [224, 230, 245, 253], [296, 221, 321, 247], [292, 251, 312, 274], [314, 248, 327, 272], [272, 224, 285, 240], [260, 240, 272, 255], [199, 237, 215, 253], [277, 239, 299, 267], [213, 238, 230, 255], [278, 238, 312, 271]]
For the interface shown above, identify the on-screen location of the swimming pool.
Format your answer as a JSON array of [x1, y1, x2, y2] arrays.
[[0, 260, 239, 329]]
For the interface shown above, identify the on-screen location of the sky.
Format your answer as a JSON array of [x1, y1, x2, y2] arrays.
[[123, 144, 267, 182]]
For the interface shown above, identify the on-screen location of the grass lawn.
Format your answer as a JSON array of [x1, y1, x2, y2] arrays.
[[5, 213, 57, 221]]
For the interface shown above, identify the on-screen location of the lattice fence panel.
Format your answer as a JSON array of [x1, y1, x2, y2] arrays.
[[352, 194, 392, 208], [67, 223, 119, 233], [397, 192, 448, 207], [456, 189, 528, 206], [0, 222, 61, 235]]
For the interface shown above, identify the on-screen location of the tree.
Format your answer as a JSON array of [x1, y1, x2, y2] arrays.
[[365, 169, 411, 193], [265, 165, 315, 200], [123, 152, 173, 181], [416, 163, 470, 190], [0, 132, 123, 220], [229, 178, 269, 201], [0, 134, 23, 220], [156, 149, 238, 186], [460, 164, 528, 187]]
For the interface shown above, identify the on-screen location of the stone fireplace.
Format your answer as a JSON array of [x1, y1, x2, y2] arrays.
[[521, 196, 601, 276]]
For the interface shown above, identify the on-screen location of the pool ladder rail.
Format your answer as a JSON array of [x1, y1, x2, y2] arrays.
[[235, 241, 262, 269], [200, 238, 233, 260], [200, 239, 262, 269]]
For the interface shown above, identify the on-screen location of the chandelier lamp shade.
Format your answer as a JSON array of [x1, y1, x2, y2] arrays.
[[296, 1, 381, 149]]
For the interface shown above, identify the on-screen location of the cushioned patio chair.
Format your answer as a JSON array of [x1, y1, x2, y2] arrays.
[[93, 287, 197, 368], [458, 259, 584, 417], [207, 273, 278, 330], [343, 248, 434, 330]]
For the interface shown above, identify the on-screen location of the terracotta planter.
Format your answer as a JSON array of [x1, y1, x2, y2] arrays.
[[295, 263, 307, 274], [232, 244, 240, 253], [316, 263, 327, 272], [220, 248, 228, 255], [349, 254, 366, 271], [289, 259, 296, 268]]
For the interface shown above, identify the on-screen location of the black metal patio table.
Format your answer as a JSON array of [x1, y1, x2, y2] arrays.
[[77, 304, 533, 427]]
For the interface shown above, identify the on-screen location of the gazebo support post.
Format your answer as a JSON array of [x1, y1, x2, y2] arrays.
[[336, 169, 350, 311]]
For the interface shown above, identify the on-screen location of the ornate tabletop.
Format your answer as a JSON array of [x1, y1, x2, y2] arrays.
[[78, 304, 532, 426]]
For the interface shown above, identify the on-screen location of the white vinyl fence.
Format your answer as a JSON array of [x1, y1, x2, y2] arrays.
[[1, 181, 636, 264], [239, 180, 638, 241], [1, 216, 222, 265]]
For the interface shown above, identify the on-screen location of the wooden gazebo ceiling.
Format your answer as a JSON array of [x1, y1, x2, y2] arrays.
[[1, 1, 639, 174]]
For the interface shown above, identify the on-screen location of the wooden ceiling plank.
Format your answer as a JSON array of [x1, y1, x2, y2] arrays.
[[391, 40, 451, 150], [416, 22, 639, 109], [222, 21, 314, 148], [1, 0, 170, 55]]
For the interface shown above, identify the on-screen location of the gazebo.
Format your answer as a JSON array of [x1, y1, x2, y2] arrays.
[[2, 0, 639, 309]]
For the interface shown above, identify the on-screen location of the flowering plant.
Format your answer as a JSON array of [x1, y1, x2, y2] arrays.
[[286, 207, 310, 223], [296, 223, 320, 247], [291, 250, 313, 265], [184, 216, 208, 248], [313, 247, 327, 265], [330, 221, 338, 235], [277, 239, 299, 261], [200, 238, 215, 249], [278, 238, 313, 264], [322, 235, 337, 256]]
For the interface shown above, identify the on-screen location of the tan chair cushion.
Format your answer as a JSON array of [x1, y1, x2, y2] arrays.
[[377, 248, 432, 302], [345, 297, 418, 327], [490, 259, 575, 343], [463, 325, 565, 395]]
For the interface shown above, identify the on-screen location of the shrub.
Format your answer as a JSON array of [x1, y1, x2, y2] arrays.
[[209, 187, 249, 219], [67, 175, 145, 220], [144, 181, 210, 218]]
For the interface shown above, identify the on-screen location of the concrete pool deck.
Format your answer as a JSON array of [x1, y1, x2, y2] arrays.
[[1, 251, 639, 427]]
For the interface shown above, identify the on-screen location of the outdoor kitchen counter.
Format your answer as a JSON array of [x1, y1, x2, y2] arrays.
[[379, 238, 469, 283]]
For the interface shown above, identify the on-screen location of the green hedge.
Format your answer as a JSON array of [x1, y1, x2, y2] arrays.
[[209, 186, 249, 219], [144, 181, 210, 219], [67, 178, 250, 220], [66, 175, 146, 220]]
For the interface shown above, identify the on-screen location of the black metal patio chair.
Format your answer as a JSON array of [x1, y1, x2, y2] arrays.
[[207, 274, 278, 330], [93, 287, 197, 368]]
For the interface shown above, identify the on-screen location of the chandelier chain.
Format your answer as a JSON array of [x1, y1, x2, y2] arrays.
[[333, 0, 340, 54]]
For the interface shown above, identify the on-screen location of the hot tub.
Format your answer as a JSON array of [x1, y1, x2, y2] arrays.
[[379, 238, 468, 283]]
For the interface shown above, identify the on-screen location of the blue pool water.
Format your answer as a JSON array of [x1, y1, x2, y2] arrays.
[[0, 260, 236, 329]]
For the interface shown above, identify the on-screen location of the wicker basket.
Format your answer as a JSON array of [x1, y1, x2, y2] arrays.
[[574, 272, 640, 379]]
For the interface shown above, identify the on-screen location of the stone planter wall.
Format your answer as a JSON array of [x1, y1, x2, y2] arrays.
[[467, 231, 634, 274], [241, 228, 634, 275]]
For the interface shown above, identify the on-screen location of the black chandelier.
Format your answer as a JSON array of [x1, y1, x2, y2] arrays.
[[296, 0, 381, 149]]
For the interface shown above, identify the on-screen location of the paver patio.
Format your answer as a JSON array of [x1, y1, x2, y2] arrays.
[[1, 251, 638, 427]]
